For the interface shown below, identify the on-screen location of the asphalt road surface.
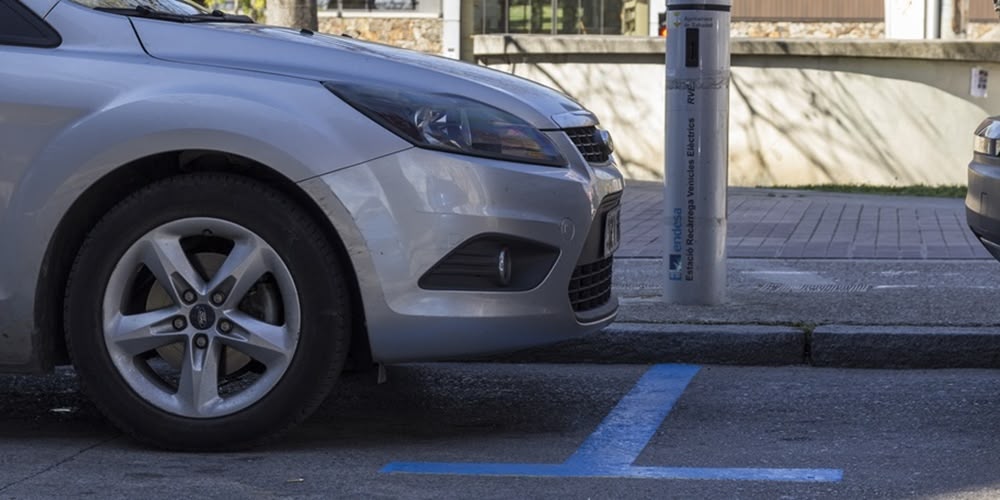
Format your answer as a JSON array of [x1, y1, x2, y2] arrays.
[[2, 363, 1000, 499]]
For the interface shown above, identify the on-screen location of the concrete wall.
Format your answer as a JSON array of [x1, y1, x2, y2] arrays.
[[475, 35, 1000, 186]]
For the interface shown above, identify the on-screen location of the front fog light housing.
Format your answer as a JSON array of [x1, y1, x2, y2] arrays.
[[497, 247, 512, 287], [324, 81, 566, 167], [974, 117, 1000, 156], [419, 236, 558, 291]]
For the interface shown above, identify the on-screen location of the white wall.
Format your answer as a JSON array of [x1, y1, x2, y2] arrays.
[[476, 36, 1000, 186], [885, 0, 929, 39]]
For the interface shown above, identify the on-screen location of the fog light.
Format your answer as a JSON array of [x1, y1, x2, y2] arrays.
[[419, 235, 558, 291], [497, 247, 512, 287]]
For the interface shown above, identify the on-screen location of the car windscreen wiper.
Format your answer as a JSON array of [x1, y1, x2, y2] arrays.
[[94, 5, 254, 24]]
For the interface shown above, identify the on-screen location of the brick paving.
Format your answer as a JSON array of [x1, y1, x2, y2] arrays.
[[618, 181, 991, 260]]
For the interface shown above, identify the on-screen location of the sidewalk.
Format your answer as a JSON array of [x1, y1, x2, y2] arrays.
[[494, 182, 1000, 369], [618, 181, 990, 260]]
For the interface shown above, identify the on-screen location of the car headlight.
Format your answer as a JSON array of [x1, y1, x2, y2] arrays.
[[975, 117, 1000, 156], [323, 82, 566, 167]]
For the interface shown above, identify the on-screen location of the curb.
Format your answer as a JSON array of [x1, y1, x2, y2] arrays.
[[812, 325, 1000, 368], [487, 323, 805, 366], [484, 323, 1000, 369]]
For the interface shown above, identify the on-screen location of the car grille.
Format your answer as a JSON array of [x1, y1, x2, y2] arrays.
[[567, 191, 621, 313], [568, 255, 614, 312], [565, 127, 610, 163]]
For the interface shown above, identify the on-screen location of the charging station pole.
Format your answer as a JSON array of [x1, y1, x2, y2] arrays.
[[663, 0, 730, 305]]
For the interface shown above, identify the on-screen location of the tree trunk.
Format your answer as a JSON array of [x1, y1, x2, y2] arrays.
[[268, 0, 318, 30]]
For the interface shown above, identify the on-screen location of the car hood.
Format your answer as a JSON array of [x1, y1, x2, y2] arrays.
[[130, 19, 596, 130]]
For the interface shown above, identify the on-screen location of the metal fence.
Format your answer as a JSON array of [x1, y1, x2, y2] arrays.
[[970, 0, 999, 21], [473, 0, 625, 35], [733, 0, 997, 22], [467, 1, 998, 36], [733, 0, 881, 21]]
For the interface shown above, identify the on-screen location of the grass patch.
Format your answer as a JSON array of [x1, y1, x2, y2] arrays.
[[764, 184, 967, 198]]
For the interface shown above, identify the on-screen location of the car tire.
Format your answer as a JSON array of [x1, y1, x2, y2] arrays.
[[64, 173, 350, 450]]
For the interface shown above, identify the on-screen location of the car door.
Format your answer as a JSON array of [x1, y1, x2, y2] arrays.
[[0, 0, 62, 221], [0, 0, 67, 366]]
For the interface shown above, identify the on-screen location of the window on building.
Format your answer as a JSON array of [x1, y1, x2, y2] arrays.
[[474, 0, 624, 35]]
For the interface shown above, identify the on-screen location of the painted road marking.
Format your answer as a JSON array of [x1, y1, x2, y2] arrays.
[[565, 364, 700, 467], [382, 364, 843, 483]]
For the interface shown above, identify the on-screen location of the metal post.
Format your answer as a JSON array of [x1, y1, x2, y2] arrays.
[[663, 0, 730, 305], [925, 0, 941, 38], [460, 0, 476, 61], [551, 0, 557, 34], [599, 0, 604, 34], [441, 0, 461, 58], [504, 0, 509, 33]]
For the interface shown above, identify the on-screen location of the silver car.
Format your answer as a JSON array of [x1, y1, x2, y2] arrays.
[[0, 0, 623, 449]]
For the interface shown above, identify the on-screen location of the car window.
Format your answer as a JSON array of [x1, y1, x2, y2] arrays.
[[0, 0, 61, 47], [68, 0, 208, 14]]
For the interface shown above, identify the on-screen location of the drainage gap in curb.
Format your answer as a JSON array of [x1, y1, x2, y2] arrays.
[[799, 323, 816, 365]]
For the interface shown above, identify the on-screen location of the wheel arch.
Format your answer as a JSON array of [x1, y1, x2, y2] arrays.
[[35, 151, 371, 369]]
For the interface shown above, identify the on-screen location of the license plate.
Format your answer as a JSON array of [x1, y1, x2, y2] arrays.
[[603, 207, 621, 257]]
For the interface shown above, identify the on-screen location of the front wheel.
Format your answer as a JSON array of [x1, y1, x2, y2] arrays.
[[65, 173, 351, 450]]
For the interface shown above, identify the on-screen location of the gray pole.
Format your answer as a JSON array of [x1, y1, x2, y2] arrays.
[[926, 0, 941, 38], [441, 0, 460, 59], [663, 0, 730, 305]]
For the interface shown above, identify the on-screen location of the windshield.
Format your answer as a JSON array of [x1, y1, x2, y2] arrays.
[[69, 0, 210, 15]]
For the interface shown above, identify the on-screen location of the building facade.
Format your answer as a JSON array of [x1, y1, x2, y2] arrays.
[[312, 0, 1000, 56]]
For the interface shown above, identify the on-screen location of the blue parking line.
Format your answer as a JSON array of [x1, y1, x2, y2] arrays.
[[565, 364, 700, 467], [381, 462, 843, 483], [381, 364, 844, 483]]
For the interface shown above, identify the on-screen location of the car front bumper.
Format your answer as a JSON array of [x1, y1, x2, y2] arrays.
[[300, 143, 625, 363], [965, 154, 1000, 260], [968, 116, 1000, 260], [967, 155, 1000, 260]]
